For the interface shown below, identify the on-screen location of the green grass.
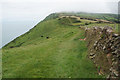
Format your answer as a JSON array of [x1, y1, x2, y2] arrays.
[[56, 12, 118, 23], [3, 12, 117, 78], [0, 49, 2, 79], [2, 18, 104, 78]]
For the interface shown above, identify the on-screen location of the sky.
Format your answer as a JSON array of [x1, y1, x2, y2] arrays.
[[1, 0, 119, 21], [0, 0, 119, 48]]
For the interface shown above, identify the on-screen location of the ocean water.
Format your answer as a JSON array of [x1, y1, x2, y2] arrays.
[[1, 20, 39, 48]]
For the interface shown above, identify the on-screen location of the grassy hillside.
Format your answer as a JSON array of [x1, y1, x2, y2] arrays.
[[45, 12, 119, 23], [2, 12, 118, 78]]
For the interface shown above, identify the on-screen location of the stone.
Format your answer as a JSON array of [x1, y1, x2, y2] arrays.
[[112, 34, 119, 38], [111, 46, 115, 50], [89, 54, 96, 59], [112, 62, 118, 66], [112, 58, 115, 61], [112, 50, 118, 55], [107, 29, 113, 33], [103, 46, 106, 50], [117, 53, 120, 58], [109, 67, 113, 71], [86, 26, 120, 78], [109, 43, 112, 46], [95, 41, 98, 44], [109, 67, 119, 77], [93, 61, 96, 64], [113, 70, 119, 77], [90, 49, 93, 51], [107, 75, 110, 79], [114, 34, 119, 36], [99, 32, 102, 34], [95, 47, 98, 50], [90, 53, 95, 56], [97, 43, 100, 46]]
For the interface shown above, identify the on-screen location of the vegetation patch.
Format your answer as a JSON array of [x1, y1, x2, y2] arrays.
[[2, 12, 119, 78]]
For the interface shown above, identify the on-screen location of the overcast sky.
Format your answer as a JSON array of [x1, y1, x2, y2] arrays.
[[1, 0, 119, 21], [0, 0, 119, 48]]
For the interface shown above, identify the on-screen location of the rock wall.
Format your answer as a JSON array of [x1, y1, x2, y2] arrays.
[[85, 26, 120, 79]]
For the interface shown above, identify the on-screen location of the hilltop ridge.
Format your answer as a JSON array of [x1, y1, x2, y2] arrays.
[[2, 12, 119, 78], [3, 12, 118, 49]]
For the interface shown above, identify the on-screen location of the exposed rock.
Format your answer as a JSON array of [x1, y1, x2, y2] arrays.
[[113, 70, 119, 77], [89, 54, 96, 59], [90, 53, 95, 56], [112, 62, 118, 66], [112, 58, 115, 61], [107, 74, 110, 79], [103, 46, 106, 50], [112, 34, 119, 38], [86, 26, 120, 79]]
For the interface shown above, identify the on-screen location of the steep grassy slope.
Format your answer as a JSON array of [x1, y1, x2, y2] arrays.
[[2, 13, 117, 78], [2, 17, 103, 78]]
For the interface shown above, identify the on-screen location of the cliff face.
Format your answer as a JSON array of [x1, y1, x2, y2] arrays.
[[85, 26, 120, 79]]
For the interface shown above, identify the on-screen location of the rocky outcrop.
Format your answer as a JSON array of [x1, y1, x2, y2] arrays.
[[85, 26, 120, 79]]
